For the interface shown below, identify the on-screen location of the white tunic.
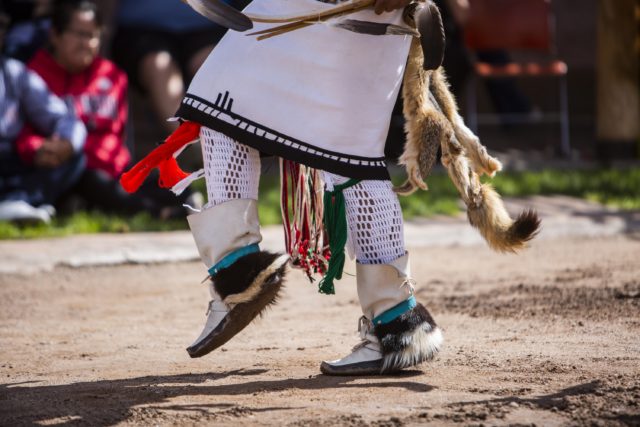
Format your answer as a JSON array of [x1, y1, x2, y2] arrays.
[[177, 0, 412, 179]]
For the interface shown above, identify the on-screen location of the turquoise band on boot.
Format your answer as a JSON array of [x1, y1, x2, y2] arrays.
[[208, 244, 260, 277], [373, 296, 417, 325]]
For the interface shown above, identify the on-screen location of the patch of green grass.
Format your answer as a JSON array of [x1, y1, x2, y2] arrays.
[[489, 168, 640, 210], [395, 173, 461, 218], [1, 168, 638, 239], [0, 211, 185, 240], [257, 175, 284, 226], [397, 168, 640, 218]]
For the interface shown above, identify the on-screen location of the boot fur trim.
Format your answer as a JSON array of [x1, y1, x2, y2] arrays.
[[214, 251, 289, 305], [374, 302, 443, 372], [224, 253, 290, 305], [187, 251, 289, 358]]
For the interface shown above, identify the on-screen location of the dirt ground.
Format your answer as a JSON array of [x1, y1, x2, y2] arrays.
[[1, 235, 639, 426]]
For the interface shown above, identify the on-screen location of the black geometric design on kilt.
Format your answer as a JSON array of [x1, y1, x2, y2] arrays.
[[177, 92, 391, 180]]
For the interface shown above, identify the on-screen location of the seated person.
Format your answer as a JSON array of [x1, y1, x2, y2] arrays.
[[111, 0, 229, 134], [0, 7, 86, 223], [1, 0, 52, 62], [17, 0, 197, 217]]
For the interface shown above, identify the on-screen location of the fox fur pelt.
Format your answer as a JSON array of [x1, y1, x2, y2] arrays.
[[398, 2, 540, 252]]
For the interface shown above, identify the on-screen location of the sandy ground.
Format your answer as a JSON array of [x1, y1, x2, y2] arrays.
[[0, 235, 639, 426]]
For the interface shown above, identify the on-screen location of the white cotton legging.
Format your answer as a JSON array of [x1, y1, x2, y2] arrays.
[[200, 127, 405, 265]]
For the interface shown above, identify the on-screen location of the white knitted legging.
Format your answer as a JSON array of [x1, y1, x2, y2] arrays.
[[200, 127, 261, 206], [200, 128, 405, 264]]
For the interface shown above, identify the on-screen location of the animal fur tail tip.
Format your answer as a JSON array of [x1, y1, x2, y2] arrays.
[[468, 185, 541, 253], [511, 209, 541, 246], [488, 207, 541, 254]]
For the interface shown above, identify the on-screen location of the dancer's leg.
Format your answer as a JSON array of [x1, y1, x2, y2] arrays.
[[200, 127, 260, 208], [321, 174, 443, 375], [186, 127, 288, 358]]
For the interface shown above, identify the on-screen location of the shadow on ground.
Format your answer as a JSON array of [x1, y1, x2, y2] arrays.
[[0, 369, 432, 426], [447, 380, 640, 426]]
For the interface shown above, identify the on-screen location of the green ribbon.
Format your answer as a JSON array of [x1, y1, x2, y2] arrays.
[[318, 178, 361, 295]]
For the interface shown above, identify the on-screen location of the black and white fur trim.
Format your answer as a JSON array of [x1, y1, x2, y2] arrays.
[[373, 302, 443, 372], [214, 251, 289, 306], [186, 251, 289, 358]]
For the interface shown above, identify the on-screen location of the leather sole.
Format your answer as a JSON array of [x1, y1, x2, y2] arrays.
[[320, 359, 384, 376], [186, 274, 283, 358]]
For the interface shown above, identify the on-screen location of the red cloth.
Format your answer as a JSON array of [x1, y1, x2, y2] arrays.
[[16, 49, 130, 179], [120, 121, 201, 193]]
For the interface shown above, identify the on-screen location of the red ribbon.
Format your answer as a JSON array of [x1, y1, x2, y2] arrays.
[[119, 121, 201, 193]]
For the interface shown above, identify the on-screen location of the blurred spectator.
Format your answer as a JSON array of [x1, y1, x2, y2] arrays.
[[22, 0, 129, 177], [18, 0, 199, 218], [0, 6, 86, 223], [1, 0, 52, 62], [110, 0, 229, 134]]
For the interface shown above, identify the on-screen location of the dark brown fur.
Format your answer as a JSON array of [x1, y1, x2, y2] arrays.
[[214, 251, 285, 300], [187, 252, 288, 358]]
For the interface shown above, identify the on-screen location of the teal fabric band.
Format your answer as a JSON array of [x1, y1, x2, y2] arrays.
[[208, 244, 260, 277], [373, 296, 417, 325]]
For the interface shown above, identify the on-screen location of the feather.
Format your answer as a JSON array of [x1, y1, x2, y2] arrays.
[[246, 0, 375, 23], [332, 19, 419, 36], [182, 0, 253, 31], [404, 1, 445, 70]]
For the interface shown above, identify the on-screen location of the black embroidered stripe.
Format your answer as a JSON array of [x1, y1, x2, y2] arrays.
[[176, 93, 391, 180]]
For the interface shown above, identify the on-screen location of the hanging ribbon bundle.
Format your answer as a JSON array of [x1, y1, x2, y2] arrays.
[[280, 159, 330, 283]]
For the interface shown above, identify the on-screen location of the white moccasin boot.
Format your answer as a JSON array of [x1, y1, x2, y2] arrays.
[[188, 286, 229, 353], [320, 316, 384, 375], [186, 198, 289, 358], [321, 253, 443, 375]]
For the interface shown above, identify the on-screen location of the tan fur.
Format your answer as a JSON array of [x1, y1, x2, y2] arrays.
[[466, 184, 514, 252], [224, 254, 290, 305], [453, 113, 502, 177], [396, 38, 447, 195], [427, 66, 457, 122], [467, 184, 540, 253], [439, 133, 539, 252], [398, 2, 540, 252], [468, 184, 522, 252], [429, 71, 502, 177]]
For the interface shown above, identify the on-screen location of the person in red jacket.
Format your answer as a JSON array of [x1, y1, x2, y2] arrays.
[[17, 0, 195, 216]]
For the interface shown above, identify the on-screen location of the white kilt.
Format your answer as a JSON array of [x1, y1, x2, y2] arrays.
[[176, 0, 412, 179]]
